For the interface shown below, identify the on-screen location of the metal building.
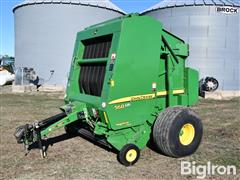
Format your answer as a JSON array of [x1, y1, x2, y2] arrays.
[[14, 0, 125, 86], [143, 0, 240, 91]]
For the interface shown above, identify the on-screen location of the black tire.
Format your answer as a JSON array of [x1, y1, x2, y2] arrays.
[[153, 107, 203, 157], [118, 144, 140, 166]]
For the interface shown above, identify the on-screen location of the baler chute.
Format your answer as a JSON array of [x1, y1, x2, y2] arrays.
[[15, 14, 217, 166]]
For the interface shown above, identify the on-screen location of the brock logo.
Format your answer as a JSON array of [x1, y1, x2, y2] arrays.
[[216, 6, 239, 14]]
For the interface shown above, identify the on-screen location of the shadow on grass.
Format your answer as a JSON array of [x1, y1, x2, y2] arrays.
[[27, 133, 76, 153]]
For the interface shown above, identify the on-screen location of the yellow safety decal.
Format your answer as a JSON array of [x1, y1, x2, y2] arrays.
[[108, 90, 184, 105], [110, 79, 115, 87], [156, 90, 167, 96], [103, 112, 109, 124], [173, 89, 185, 94], [116, 122, 129, 126]]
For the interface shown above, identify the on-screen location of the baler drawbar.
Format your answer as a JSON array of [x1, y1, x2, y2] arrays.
[[14, 14, 218, 166]]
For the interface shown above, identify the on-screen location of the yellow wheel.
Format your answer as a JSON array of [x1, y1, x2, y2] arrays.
[[126, 149, 137, 162], [179, 123, 195, 146], [118, 144, 140, 166]]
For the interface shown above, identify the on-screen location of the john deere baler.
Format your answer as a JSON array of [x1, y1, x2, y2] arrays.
[[15, 14, 207, 166]]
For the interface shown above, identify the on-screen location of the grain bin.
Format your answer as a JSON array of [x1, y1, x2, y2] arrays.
[[142, 0, 240, 91], [14, 0, 125, 86]]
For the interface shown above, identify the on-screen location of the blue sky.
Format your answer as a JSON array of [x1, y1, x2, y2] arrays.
[[0, 0, 159, 56]]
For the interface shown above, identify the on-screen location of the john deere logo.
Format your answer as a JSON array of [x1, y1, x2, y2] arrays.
[[216, 6, 238, 14]]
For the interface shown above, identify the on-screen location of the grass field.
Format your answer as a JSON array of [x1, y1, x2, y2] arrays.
[[0, 90, 239, 180]]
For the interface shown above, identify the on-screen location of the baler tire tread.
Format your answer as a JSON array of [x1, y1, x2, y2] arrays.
[[153, 107, 203, 158], [154, 107, 184, 157]]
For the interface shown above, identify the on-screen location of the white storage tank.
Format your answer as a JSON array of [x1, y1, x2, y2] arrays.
[[143, 0, 240, 91], [14, 0, 125, 86]]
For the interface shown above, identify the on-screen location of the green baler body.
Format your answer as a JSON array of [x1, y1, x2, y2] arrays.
[[43, 14, 199, 151]]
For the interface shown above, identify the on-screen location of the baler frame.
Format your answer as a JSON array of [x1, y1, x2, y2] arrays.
[[15, 14, 217, 166]]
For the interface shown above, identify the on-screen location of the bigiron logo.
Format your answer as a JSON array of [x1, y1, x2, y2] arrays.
[[216, 6, 239, 14]]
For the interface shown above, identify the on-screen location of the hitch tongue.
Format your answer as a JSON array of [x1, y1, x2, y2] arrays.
[[14, 123, 47, 158], [14, 112, 67, 157]]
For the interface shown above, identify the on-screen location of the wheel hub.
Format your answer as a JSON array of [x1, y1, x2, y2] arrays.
[[179, 123, 195, 146], [126, 149, 137, 162]]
